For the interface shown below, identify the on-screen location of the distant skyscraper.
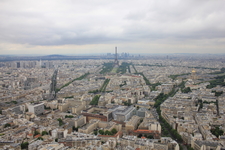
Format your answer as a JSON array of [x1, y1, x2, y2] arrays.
[[39, 59, 42, 68], [16, 62, 20, 68], [114, 47, 119, 67]]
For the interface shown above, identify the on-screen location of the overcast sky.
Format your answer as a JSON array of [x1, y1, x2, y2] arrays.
[[0, 0, 225, 55]]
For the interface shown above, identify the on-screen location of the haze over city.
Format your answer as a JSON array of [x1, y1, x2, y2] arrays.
[[0, 0, 225, 55]]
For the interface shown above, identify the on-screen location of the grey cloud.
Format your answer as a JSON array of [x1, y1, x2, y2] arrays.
[[0, 0, 225, 48]]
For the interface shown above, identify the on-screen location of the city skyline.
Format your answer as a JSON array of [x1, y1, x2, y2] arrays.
[[0, 57, 225, 150], [0, 0, 225, 54]]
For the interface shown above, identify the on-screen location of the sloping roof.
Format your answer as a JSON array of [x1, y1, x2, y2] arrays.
[[133, 129, 159, 134], [34, 134, 41, 138]]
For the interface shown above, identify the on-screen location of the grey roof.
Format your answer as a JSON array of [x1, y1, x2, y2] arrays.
[[195, 140, 221, 147]]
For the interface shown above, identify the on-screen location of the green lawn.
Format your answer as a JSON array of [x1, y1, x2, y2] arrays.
[[111, 67, 118, 73]]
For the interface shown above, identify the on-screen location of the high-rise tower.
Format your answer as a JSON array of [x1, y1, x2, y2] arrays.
[[114, 47, 119, 67]]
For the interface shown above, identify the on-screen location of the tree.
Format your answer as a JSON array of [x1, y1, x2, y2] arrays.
[[57, 118, 63, 126], [37, 137, 43, 140], [211, 127, 224, 138], [57, 118, 62, 122], [90, 95, 101, 105], [93, 130, 98, 135], [99, 130, 105, 135], [182, 87, 191, 93], [4, 123, 11, 128], [138, 134, 142, 138], [187, 145, 194, 150], [11, 101, 18, 104], [34, 131, 40, 136], [65, 115, 74, 118], [199, 102, 203, 111], [163, 130, 169, 136], [179, 144, 184, 150], [111, 128, 117, 135], [73, 126, 79, 131], [105, 130, 113, 135], [42, 131, 48, 136], [214, 91, 223, 97], [147, 135, 154, 139], [21, 142, 29, 149], [123, 101, 131, 106]]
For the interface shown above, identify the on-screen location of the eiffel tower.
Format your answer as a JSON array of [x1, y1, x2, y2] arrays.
[[114, 47, 119, 67]]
